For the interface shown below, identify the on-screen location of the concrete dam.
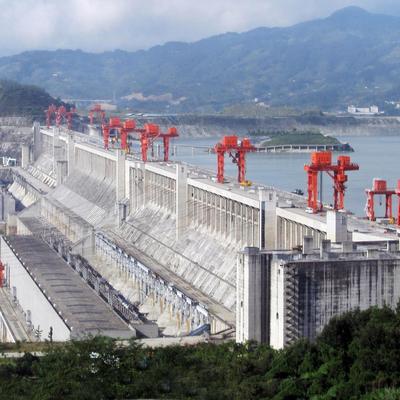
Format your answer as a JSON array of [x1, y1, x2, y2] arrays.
[[1, 123, 400, 347]]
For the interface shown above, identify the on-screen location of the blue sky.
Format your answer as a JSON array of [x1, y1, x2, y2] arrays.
[[0, 0, 398, 55]]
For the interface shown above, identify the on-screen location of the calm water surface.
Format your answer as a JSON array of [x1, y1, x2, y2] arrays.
[[166, 135, 400, 217]]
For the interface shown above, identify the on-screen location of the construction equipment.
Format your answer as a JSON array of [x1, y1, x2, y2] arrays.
[[365, 179, 395, 221], [45, 104, 57, 128], [214, 136, 256, 184], [65, 107, 76, 130], [55, 105, 66, 127], [159, 127, 179, 162], [395, 181, 400, 225], [304, 151, 359, 213], [102, 117, 178, 161], [102, 117, 136, 151], [136, 123, 160, 161], [53, 105, 76, 129], [89, 104, 106, 125], [134, 124, 179, 162]]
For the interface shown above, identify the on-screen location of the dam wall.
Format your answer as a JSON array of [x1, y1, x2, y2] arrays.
[[9, 125, 396, 339]]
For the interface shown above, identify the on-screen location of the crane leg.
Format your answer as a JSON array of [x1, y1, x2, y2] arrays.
[[307, 171, 319, 212], [386, 194, 393, 219], [164, 137, 169, 162], [217, 151, 224, 183], [238, 152, 246, 183]]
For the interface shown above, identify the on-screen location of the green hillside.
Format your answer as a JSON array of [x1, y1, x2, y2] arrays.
[[0, 80, 62, 117], [0, 7, 400, 112]]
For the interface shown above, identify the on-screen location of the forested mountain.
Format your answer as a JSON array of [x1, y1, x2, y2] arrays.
[[1, 7, 400, 112], [0, 80, 61, 117]]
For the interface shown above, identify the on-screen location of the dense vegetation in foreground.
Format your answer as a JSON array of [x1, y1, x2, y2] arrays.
[[1, 306, 400, 399]]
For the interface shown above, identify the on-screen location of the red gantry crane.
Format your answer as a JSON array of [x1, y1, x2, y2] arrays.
[[135, 123, 160, 161], [89, 104, 106, 125], [55, 105, 66, 127], [102, 117, 178, 161], [142, 123, 161, 161], [54, 105, 76, 129], [365, 179, 395, 222], [159, 127, 179, 162], [65, 107, 76, 130], [102, 117, 136, 151], [304, 151, 359, 213], [136, 124, 179, 162], [45, 104, 57, 128], [214, 136, 256, 184]]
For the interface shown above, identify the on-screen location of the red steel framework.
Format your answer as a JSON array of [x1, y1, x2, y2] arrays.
[[135, 123, 160, 161], [55, 105, 66, 126], [102, 117, 136, 151], [159, 127, 179, 162], [65, 108, 76, 130], [136, 124, 179, 162], [304, 151, 359, 213], [46, 105, 75, 129], [45, 104, 57, 128], [365, 179, 395, 221], [214, 136, 256, 184], [89, 104, 106, 125], [394, 181, 400, 225], [102, 118, 178, 161]]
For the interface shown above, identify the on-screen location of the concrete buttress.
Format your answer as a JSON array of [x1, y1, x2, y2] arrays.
[[67, 133, 75, 176], [21, 145, 30, 169], [176, 164, 188, 239]]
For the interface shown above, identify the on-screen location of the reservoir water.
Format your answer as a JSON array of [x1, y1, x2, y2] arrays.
[[168, 135, 400, 217]]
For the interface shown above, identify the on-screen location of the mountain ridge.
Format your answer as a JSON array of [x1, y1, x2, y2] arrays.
[[0, 7, 399, 112], [0, 79, 63, 118]]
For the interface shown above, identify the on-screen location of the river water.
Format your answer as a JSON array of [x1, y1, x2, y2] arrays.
[[167, 135, 400, 217]]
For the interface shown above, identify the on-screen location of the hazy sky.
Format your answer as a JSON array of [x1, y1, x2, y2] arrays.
[[0, 0, 399, 55]]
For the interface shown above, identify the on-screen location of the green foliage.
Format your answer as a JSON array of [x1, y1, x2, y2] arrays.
[[1, 307, 400, 399], [0, 79, 62, 117]]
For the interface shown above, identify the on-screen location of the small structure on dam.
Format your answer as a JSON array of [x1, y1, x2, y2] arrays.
[[0, 120, 399, 346]]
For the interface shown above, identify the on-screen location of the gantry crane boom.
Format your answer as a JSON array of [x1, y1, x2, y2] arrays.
[[89, 104, 106, 125], [214, 136, 256, 184], [102, 117, 178, 162], [45, 104, 57, 128], [304, 152, 359, 213], [102, 117, 136, 151], [365, 179, 395, 221], [159, 127, 179, 162]]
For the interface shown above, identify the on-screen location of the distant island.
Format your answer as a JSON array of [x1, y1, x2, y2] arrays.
[[250, 130, 353, 152]]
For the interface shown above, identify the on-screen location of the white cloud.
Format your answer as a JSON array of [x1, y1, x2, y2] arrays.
[[0, 0, 398, 55]]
